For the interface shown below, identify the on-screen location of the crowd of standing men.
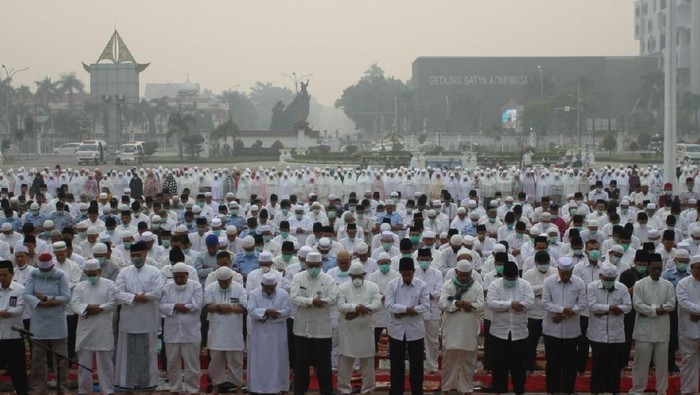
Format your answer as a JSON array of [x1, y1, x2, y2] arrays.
[[3, 163, 700, 395]]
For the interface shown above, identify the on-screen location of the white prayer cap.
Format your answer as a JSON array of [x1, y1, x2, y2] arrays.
[[676, 249, 690, 258], [99, 192, 108, 199], [175, 225, 188, 234], [211, 218, 223, 227], [92, 242, 108, 254], [557, 257, 574, 271], [494, 244, 507, 254], [356, 242, 369, 254], [37, 253, 53, 269], [1, 223, 12, 232], [192, 206, 202, 214], [377, 252, 391, 261], [242, 236, 255, 248], [15, 245, 28, 255], [172, 262, 189, 273], [204, 192, 212, 197], [600, 263, 618, 277], [318, 237, 331, 248], [30, 202, 40, 210], [426, 209, 436, 217], [439, 232, 448, 239], [646, 203, 657, 210], [456, 207, 466, 214], [692, 227, 700, 238], [432, 200, 441, 206], [456, 259, 473, 273], [467, 200, 477, 208], [463, 235, 475, 245], [450, 234, 463, 246], [258, 225, 271, 233], [678, 241, 691, 252], [76, 222, 88, 229], [226, 226, 238, 235], [588, 220, 600, 228], [620, 200, 630, 206], [216, 266, 234, 280], [380, 223, 391, 232], [298, 246, 312, 259], [141, 231, 155, 242], [226, 192, 235, 198], [422, 230, 436, 239], [103, 206, 112, 214], [124, 187, 132, 193], [381, 231, 394, 239], [469, 211, 480, 219], [43, 220, 54, 228], [261, 272, 277, 285], [259, 251, 273, 262], [540, 212, 552, 221], [218, 237, 228, 247], [306, 252, 322, 263], [349, 262, 365, 275], [647, 229, 661, 239], [84, 259, 101, 271], [690, 255, 700, 267], [610, 245, 624, 254], [505, 196, 514, 202], [87, 226, 100, 236]]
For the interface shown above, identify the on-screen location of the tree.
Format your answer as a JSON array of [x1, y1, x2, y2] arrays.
[[211, 117, 239, 145], [14, 85, 33, 104], [521, 99, 553, 136], [638, 132, 652, 149], [335, 64, 408, 133], [270, 140, 284, 153], [251, 139, 263, 151], [57, 73, 85, 113], [143, 141, 158, 156], [233, 139, 245, 152], [182, 134, 204, 159], [601, 133, 617, 155], [628, 141, 640, 152], [166, 112, 196, 160], [219, 90, 258, 130], [249, 82, 294, 129], [34, 77, 59, 110]]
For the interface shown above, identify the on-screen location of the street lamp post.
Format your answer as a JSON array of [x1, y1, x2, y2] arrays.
[[280, 72, 313, 93], [537, 65, 544, 100]]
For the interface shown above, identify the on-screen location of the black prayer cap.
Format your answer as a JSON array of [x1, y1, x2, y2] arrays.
[[398, 257, 415, 271]]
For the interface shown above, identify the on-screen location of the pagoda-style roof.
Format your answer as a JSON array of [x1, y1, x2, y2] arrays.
[[83, 30, 149, 72]]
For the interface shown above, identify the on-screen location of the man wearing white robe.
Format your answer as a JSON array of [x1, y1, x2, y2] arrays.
[[439, 260, 484, 395], [674, 254, 700, 394], [337, 262, 382, 394], [204, 267, 247, 395], [70, 259, 117, 395], [159, 262, 203, 395], [247, 272, 292, 394], [114, 241, 164, 391]]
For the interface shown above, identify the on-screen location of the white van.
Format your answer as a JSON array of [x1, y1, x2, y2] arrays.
[[677, 143, 700, 162], [77, 140, 107, 165], [115, 141, 145, 165]]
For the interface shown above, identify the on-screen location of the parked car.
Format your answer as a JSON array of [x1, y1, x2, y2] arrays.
[[53, 143, 81, 155], [77, 140, 106, 165]]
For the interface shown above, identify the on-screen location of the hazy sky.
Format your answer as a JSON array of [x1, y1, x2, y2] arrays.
[[2, 0, 639, 106]]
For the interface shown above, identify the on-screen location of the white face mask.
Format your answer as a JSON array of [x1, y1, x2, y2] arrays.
[[609, 255, 621, 265], [261, 266, 271, 274], [352, 278, 363, 288]]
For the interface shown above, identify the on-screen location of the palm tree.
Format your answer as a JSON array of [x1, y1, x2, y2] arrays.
[[57, 73, 85, 113], [167, 112, 196, 160], [212, 116, 239, 150], [34, 77, 59, 110], [14, 85, 33, 104]]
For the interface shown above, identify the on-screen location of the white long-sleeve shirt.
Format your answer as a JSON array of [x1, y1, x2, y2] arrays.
[[367, 269, 400, 328], [676, 275, 700, 340], [586, 280, 632, 343], [486, 278, 535, 341], [413, 266, 443, 321], [159, 280, 203, 344], [385, 277, 430, 341], [204, 281, 247, 351], [70, 278, 117, 351], [632, 276, 676, 342], [523, 267, 557, 320], [290, 271, 338, 338], [0, 281, 24, 340], [115, 264, 164, 334], [542, 274, 587, 339]]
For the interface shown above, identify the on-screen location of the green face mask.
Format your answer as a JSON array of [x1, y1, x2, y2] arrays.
[[281, 209, 289, 216], [495, 265, 504, 275], [402, 253, 412, 258], [410, 235, 420, 243], [97, 257, 106, 265], [506, 224, 514, 230], [621, 243, 630, 252], [337, 270, 349, 277], [418, 261, 430, 270], [328, 212, 336, 219], [162, 239, 171, 248], [87, 275, 100, 285], [588, 250, 601, 261], [282, 253, 293, 262], [602, 280, 615, 290], [280, 231, 289, 239], [382, 242, 393, 251], [123, 241, 132, 250], [379, 264, 391, 274], [573, 249, 583, 256], [677, 263, 689, 272], [307, 267, 321, 277], [255, 246, 263, 252], [262, 235, 271, 243], [635, 265, 648, 274], [503, 279, 517, 288]]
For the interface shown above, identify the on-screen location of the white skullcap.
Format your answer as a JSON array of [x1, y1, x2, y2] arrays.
[[450, 234, 463, 246], [84, 259, 101, 271], [261, 272, 277, 285], [588, 220, 600, 228], [192, 206, 202, 214], [422, 230, 436, 238], [216, 266, 234, 280], [250, 204, 259, 211], [456, 259, 473, 272], [493, 244, 506, 253], [381, 231, 394, 239], [242, 236, 255, 248], [141, 231, 156, 242], [318, 237, 331, 248], [258, 225, 271, 233], [467, 200, 477, 207], [457, 207, 466, 214], [218, 237, 228, 247], [298, 245, 312, 259], [30, 203, 40, 210], [648, 229, 661, 239], [692, 228, 700, 238], [557, 257, 574, 271], [349, 262, 365, 275], [469, 211, 480, 219], [377, 252, 391, 261], [306, 251, 322, 263], [463, 235, 475, 245], [691, 255, 700, 267], [380, 223, 391, 232], [87, 226, 99, 236], [610, 245, 624, 254], [151, 215, 162, 223], [211, 218, 223, 227], [175, 225, 188, 233], [426, 209, 436, 217], [439, 232, 448, 239], [676, 249, 690, 258], [259, 251, 273, 262], [1, 223, 12, 232], [43, 220, 54, 228], [620, 200, 630, 206], [540, 212, 552, 221], [124, 188, 131, 193], [92, 242, 108, 254], [14, 245, 28, 255], [52, 241, 67, 252], [226, 225, 238, 235], [600, 263, 618, 277], [172, 262, 189, 273], [646, 203, 657, 210], [356, 242, 369, 254]]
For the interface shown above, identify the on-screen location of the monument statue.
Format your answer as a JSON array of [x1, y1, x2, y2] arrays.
[[268, 80, 311, 130]]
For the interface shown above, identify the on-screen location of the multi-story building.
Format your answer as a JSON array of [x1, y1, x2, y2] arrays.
[[635, 0, 700, 96]]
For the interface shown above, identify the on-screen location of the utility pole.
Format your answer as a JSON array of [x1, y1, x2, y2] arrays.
[[537, 65, 544, 100], [664, 0, 677, 190], [577, 79, 582, 149]]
